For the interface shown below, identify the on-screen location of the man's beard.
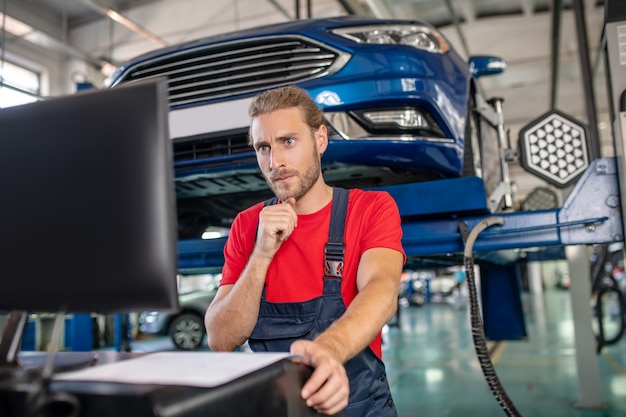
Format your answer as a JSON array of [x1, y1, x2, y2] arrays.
[[265, 149, 321, 202]]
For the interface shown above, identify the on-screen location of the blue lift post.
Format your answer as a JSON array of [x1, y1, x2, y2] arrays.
[[65, 314, 93, 352]]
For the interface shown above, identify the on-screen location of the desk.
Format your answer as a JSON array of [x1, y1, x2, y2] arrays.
[[0, 351, 329, 417]]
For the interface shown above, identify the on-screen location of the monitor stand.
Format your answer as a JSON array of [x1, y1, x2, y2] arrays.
[[0, 311, 97, 385], [0, 311, 32, 384], [0, 311, 88, 416]]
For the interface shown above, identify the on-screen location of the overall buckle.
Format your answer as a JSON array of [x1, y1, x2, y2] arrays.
[[324, 260, 344, 278]]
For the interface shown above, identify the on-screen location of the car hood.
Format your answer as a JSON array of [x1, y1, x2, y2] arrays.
[[109, 15, 440, 86]]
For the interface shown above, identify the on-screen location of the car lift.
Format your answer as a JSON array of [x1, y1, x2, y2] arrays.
[[179, 155, 621, 269]]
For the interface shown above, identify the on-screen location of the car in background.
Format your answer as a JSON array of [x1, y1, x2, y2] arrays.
[[399, 268, 466, 306], [108, 16, 506, 241], [138, 287, 216, 350]]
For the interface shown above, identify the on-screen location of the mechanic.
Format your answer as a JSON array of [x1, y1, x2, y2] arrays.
[[204, 86, 405, 417]]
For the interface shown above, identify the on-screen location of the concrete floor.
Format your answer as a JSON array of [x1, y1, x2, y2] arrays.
[[383, 290, 626, 417]]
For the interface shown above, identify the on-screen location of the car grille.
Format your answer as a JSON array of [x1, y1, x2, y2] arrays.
[[173, 124, 342, 165], [173, 129, 251, 163], [118, 35, 347, 107]]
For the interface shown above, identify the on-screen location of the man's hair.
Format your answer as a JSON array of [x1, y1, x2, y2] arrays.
[[247, 86, 324, 145]]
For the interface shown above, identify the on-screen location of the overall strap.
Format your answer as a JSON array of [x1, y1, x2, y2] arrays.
[[261, 189, 350, 279], [324, 187, 350, 279], [263, 196, 280, 207]]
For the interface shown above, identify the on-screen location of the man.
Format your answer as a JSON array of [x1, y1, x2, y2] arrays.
[[204, 86, 405, 417]]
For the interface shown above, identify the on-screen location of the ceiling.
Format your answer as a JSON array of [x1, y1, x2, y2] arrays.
[[9, 0, 157, 27], [12, 0, 602, 28], [0, 0, 615, 205]]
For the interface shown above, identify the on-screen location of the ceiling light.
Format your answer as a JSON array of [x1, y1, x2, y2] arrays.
[[201, 227, 229, 240], [0, 13, 33, 37], [83, 0, 168, 47]]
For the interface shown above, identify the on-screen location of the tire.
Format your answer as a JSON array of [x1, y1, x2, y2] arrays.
[[168, 313, 205, 350]]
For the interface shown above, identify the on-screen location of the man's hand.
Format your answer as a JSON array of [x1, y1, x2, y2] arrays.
[[255, 197, 297, 257], [290, 340, 349, 415]]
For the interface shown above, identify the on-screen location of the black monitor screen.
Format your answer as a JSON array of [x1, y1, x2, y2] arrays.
[[0, 79, 179, 313]]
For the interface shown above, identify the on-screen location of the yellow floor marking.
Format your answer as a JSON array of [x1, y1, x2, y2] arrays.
[[490, 341, 507, 364], [602, 351, 626, 380]]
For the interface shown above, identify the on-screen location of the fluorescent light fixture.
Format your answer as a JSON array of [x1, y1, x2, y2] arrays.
[[201, 227, 230, 240], [201, 231, 223, 240], [0, 12, 33, 37], [83, 0, 168, 47], [106, 9, 167, 47]]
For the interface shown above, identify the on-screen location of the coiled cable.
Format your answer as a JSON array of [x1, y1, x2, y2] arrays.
[[460, 217, 522, 417]]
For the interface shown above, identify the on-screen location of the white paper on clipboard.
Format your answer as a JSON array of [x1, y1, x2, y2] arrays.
[[53, 351, 293, 388]]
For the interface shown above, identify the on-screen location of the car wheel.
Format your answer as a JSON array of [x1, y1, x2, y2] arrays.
[[169, 313, 205, 350]]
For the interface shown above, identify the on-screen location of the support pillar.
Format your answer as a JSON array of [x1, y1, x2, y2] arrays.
[[565, 245, 605, 408], [527, 261, 544, 294]]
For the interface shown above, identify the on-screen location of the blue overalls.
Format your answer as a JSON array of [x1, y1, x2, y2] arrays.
[[249, 187, 398, 417]]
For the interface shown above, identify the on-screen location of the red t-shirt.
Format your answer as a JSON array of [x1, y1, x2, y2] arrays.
[[220, 189, 405, 358]]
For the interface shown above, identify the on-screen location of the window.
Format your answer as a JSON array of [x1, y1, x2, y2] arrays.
[[0, 60, 41, 108]]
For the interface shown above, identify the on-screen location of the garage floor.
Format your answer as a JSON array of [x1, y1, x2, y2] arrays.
[[384, 290, 626, 417]]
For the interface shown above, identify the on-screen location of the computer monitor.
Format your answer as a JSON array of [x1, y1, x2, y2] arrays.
[[0, 78, 179, 313]]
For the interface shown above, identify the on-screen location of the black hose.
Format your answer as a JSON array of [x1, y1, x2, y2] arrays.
[[460, 218, 522, 417], [594, 273, 626, 352], [590, 244, 626, 353]]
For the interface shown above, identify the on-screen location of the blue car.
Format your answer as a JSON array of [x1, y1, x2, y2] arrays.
[[109, 16, 505, 239]]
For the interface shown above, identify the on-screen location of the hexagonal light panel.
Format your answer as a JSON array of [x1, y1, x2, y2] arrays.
[[518, 110, 589, 188]]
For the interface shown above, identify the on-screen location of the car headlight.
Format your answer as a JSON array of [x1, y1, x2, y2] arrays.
[[349, 107, 445, 137], [361, 109, 427, 129], [140, 312, 159, 324], [331, 24, 449, 53]]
